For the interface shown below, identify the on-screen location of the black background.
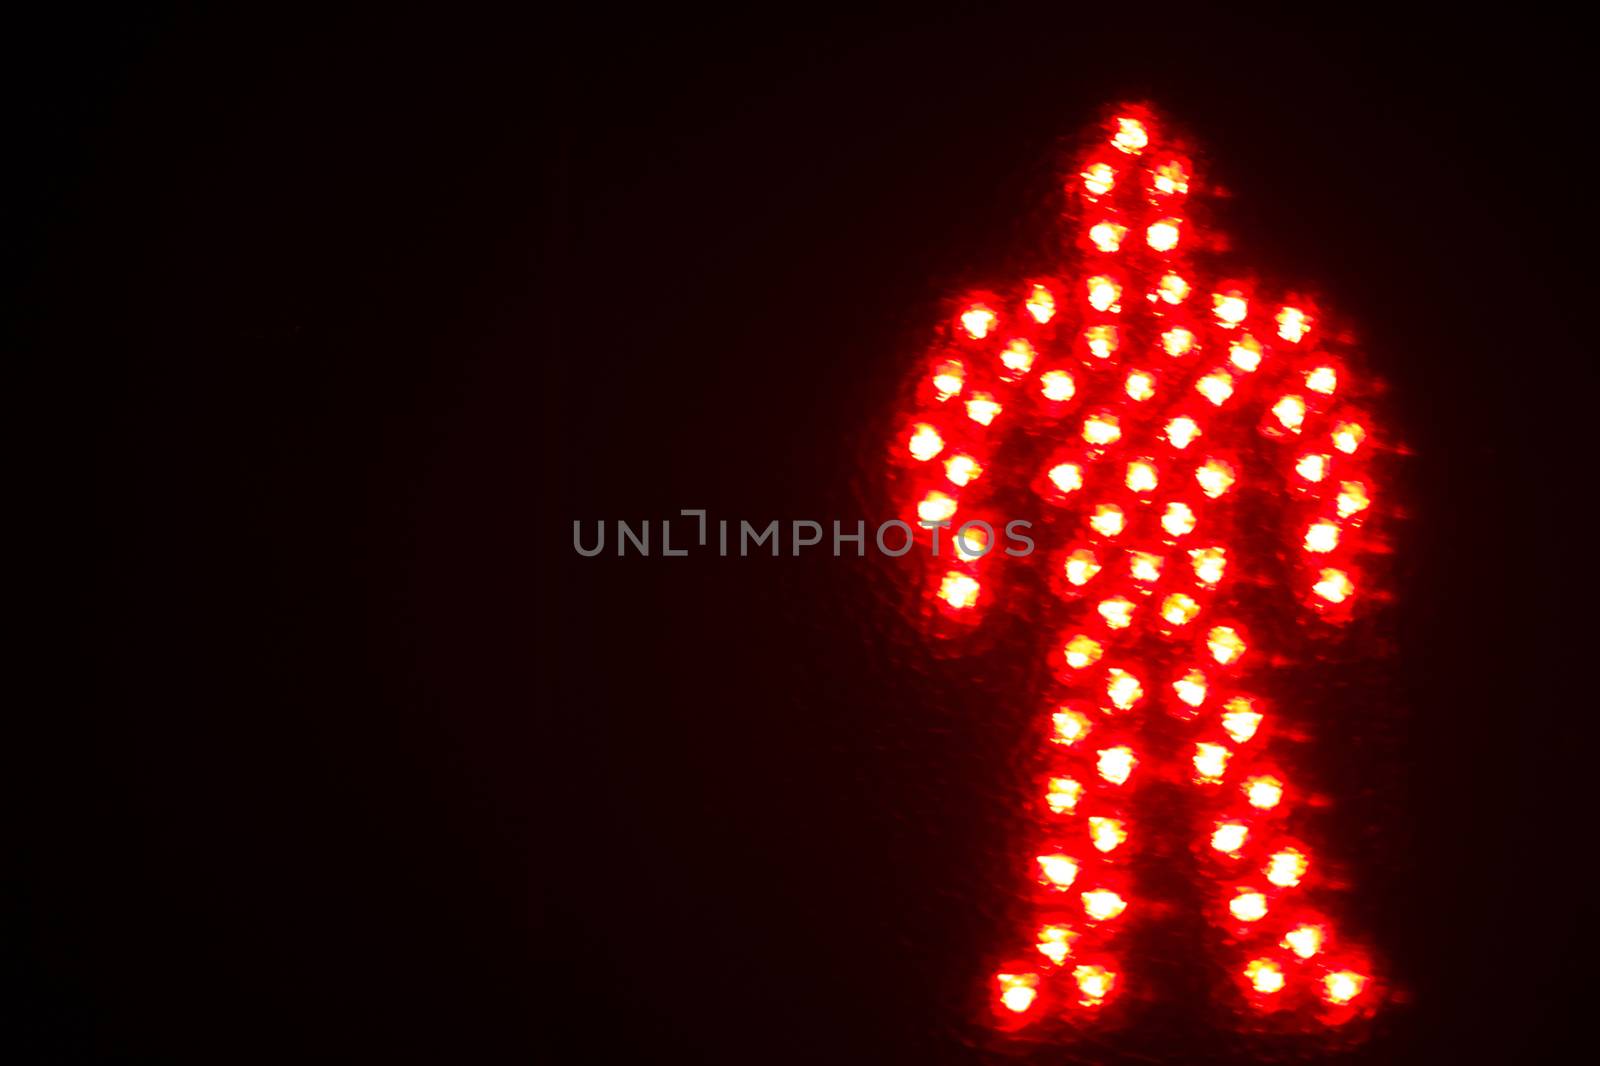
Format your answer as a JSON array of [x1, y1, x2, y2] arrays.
[[12, 4, 1591, 1063]]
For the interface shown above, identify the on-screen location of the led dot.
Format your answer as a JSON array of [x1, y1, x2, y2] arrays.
[[1051, 709, 1092, 746], [1332, 421, 1367, 455], [1211, 821, 1249, 854], [1124, 370, 1157, 402], [1304, 520, 1340, 553], [1246, 958, 1286, 995], [1146, 218, 1181, 252], [1336, 481, 1371, 519], [1161, 593, 1200, 627], [931, 360, 964, 400], [997, 971, 1040, 1013], [1162, 327, 1196, 357], [1063, 634, 1104, 671], [944, 453, 983, 487], [1220, 697, 1262, 743], [1230, 890, 1268, 923], [1305, 365, 1338, 394], [1277, 306, 1311, 343], [1082, 888, 1128, 922], [1001, 338, 1037, 374], [1088, 816, 1127, 854], [1089, 220, 1128, 252], [1026, 284, 1057, 323], [1296, 453, 1330, 483], [1046, 776, 1085, 814], [1161, 501, 1197, 538], [1084, 324, 1119, 359], [1096, 745, 1136, 787], [1072, 963, 1116, 1005], [1313, 568, 1353, 604], [1083, 413, 1121, 446], [1193, 742, 1231, 782], [1213, 293, 1248, 326], [1087, 276, 1122, 313], [1272, 395, 1307, 433], [954, 526, 989, 562], [1037, 853, 1080, 887], [1190, 546, 1227, 585], [1165, 416, 1201, 450], [908, 423, 944, 461], [1082, 162, 1116, 197], [966, 391, 1002, 426], [1151, 160, 1189, 196], [1195, 458, 1236, 498], [1229, 335, 1263, 373], [1064, 548, 1102, 587], [1282, 924, 1325, 959], [1089, 503, 1126, 538], [1265, 847, 1308, 888], [1206, 625, 1247, 666], [1040, 369, 1077, 403], [1157, 273, 1191, 305], [961, 304, 997, 339], [1245, 775, 1284, 810], [1048, 462, 1084, 495], [917, 490, 958, 524], [1173, 668, 1208, 707], [1323, 970, 1367, 1006], [1125, 459, 1159, 493], [1036, 924, 1077, 965], [1128, 551, 1164, 584], [1105, 671, 1144, 713], [1111, 116, 1148, 154], [1196, 370, 1235, 406], [937, 571, 980, 610], [1097, 596, 1136, 630]]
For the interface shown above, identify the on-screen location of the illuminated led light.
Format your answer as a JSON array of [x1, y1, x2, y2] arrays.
[[1037, 853, 1080, 887], [1036, 924, 1077, 965], [1195, 457, 1236, 498], [1230, 889, 1269, 922], [996, 971, 1040, 1013], [1229, 335, 1263, 372], [1193, 742, 1231, 782], [1303, 520, 1340, 553], [1046, 776, 1085, 814], [1063, 634, 1104, 670], [1104, 671, 1143, 713], [1161, 501, 1197, 538], [1096, 746, 1136, 789], [1283, 923, 1326, 959], [1111, 116, 1148, 154], [1072, 964, 1116, 1005], [1083, 413, 1121, 446], [1039, 369, 1076, 402], [954, 527, 989, 562], [1160, 593, 1200, 627], [1220, 697, 1263, 743], [945, 453, 983, 487], [1064, 549, 1102, 587], [917, 490, 958, 524], [930, 360, 964, 400], [1337, 480, 1371, 518], [1162, 327, 1195, 357], [1151, 159, 1189, 196], [1272, 394, 1307, 432], [1081, 162, 1116, 196], [1047, 462, 1084, 494], [1124, 370, 1157, 402], [1245, 775, 1285, 810], [1213, 292, 1248, 326], [1195, 369, 1235, 406], [1000, 338, 1037, 374], [1125, 459, 1159, 493], [1128, 551, 1164, 583], [1190, 546, 1227, 585], [1089, 220, 1128, 252], [1089, 504, 1126, 538], [937, 571, 981, 610], [1296, 452, 1330, 483], [1332, 420, 1367, 455], [908, 423, 944, 461], [1245, 958, 1286, 995], [1206, 625, 1247, 666], [1026, 283, 1057, 323], [1146, 218, 1181, 252], [1084, 324, 1119, 359], [1173, 668, 1208, 708], [961, 304, 997, 339], [1211, 821, 1249, 855], [1088, 817, 1127, 853], [1305, 365, 1338, 394], [1156, 272, 1190, 304], [1097, 596, 1136, 629], [966, 391, 1002, 426], [1313, 567, 1354, 605], [1323, 970, 1368, 1006], [1277, 306, 1311, 342], [1164, 416, 1201, 450], [1051, 708, 1092, 745], [1087, 276, 1122, 313], [1082, 888, 1127, 921], [1265, 847, 1308, 887]]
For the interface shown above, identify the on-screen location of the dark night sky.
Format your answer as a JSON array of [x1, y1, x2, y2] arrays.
[[10, 5, 1591, 1063]]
